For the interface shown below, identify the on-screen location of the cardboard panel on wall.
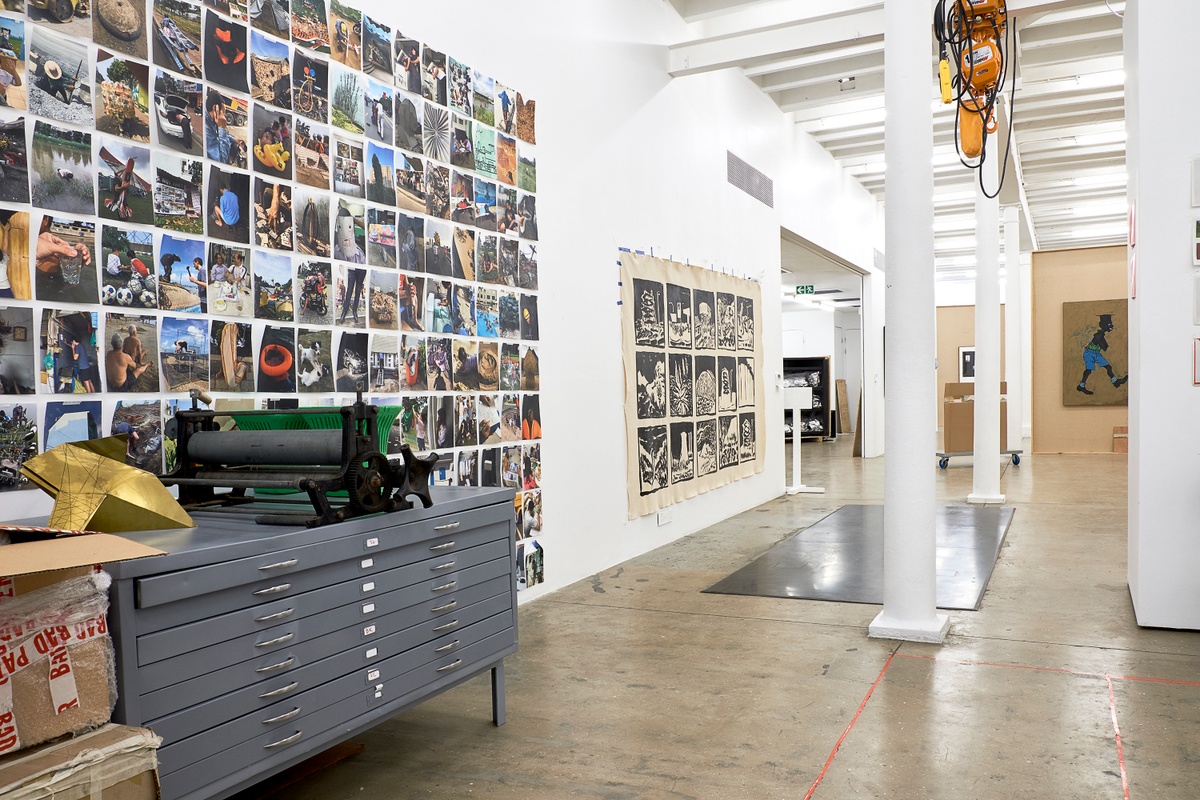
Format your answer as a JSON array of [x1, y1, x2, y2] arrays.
[[620, 252, 764, 519], [1062, 298, 1129, 406]]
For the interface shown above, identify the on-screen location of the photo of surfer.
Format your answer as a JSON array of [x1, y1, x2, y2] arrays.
[[112, 401, 162, 473], [156, 234, 205, 313], [425, 336, 451, 392], [208, 243, 252, 317], [367, 269, 398, 330], [397, 212, 424, 273], [396, 154, 425, 214], [398, 273, 423, 331], [499, 239, 518, 287], [335, 330, 367, 392], [294, 187, 331, 257], [498, 290, 520, 339], [452, 227, 475, 282], [207, 166, 251, 243], [256, 324, 296, 392], [400, 333, 424, 391], [159, 314, 209, 393], [208, 320, 253, 391], [254, 176, 294, 252], [296, 327, 333, 391], [296, 260, 332, 324], [104, 314, 158, 393], [35, 216, 96, 306], [476, 233, 498, 284], [518, 242, 537, 291], [368, 333, 398, 392], [253, 250, 294, 321], [204, 10, 249, 93], [394, 93, 421, 154], [424, 219, 452, 277], [520, 294, 539, 341], [366, 207, 396, 268]]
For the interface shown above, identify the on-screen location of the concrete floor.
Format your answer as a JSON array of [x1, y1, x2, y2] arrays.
[[242, 439, 1200, 799]]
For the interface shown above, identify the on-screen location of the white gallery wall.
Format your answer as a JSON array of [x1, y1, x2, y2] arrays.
[[1125, 0, 1200, 629], [4, 0, 883, 601], [354, 0, 882, 599]]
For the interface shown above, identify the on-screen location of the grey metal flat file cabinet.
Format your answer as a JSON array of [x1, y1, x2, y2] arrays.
[[102, 486, 518, 800]]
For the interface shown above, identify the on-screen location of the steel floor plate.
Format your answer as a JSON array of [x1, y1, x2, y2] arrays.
[[703, 505, 1015, 611]]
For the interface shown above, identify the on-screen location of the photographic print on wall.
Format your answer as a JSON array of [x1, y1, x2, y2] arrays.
[[620, 252, 764, 519], [0, 0, 543, 583]]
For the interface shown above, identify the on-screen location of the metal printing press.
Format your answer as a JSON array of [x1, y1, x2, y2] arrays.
[[161, 393, 438, 527]]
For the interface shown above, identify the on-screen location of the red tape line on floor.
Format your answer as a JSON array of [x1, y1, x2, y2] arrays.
[[1105, 674, 1132, 800], [803, 652, 896, 800]]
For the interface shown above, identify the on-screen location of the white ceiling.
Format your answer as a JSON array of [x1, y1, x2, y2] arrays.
[[780, 235, 863, 309], [667, 0, 1128, 282]]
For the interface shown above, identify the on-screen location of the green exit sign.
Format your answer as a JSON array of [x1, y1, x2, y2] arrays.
[[795, 285, 815, 295]]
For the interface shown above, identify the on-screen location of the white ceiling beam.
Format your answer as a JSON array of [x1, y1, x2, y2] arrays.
[[744, 40, 882, 79], [755, 51, 884, 94], [776, 72, 885, 112], [668, 5, 883, 78], [691, 0, 881, 38]]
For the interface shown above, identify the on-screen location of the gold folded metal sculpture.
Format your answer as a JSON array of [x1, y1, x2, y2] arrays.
[[21, 437, 195, 532]]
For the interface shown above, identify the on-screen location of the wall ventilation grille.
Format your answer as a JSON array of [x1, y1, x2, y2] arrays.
[[727, 151, 774, 208]]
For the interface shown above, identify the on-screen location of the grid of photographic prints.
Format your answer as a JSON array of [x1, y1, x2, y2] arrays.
[[619, 251, 764, 519], [0, 0, 544, 587]]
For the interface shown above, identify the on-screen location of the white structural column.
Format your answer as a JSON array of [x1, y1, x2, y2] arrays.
[[968, 143, 1005, 505], [1003, 206, 1024, 453], [868, 0, 948, 643]]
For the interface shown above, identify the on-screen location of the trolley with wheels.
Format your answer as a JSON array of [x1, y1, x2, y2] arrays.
[[936, 450, 1022, 469]]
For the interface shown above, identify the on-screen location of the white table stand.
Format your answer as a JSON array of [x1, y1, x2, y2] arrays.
[[786, 386, 825, 495]]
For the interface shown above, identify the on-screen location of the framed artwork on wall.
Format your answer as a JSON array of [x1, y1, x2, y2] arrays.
[[958, 346, 975, 383]]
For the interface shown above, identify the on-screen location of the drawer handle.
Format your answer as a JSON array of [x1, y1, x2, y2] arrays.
[[258, 559, 298, 571], [259, 682, 299, 699], [429, 541, 456, 551], [253, 583, 292, 596], [264, 731, 303, 749], [256, 633, 295, 648], [431, 561, 457, 572], [434, 640, 460, 654], [255, 608, 295, 623], [262, 707, 302, 724], [432, 619, 459, 632], [256, 656, 296, 674], [430, 601, 457, 613], [434, 522, 460, 531], [431, 581, 457, 593], [436, 659, 463, 673]]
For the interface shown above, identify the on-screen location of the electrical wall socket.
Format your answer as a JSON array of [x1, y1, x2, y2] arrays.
[[657, 508, 672, 526]]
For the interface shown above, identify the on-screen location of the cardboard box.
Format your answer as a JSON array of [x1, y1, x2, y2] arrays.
[[944, 382, 1008, 454], [1, 529, 163, 756], [0, 723, 161, 800]]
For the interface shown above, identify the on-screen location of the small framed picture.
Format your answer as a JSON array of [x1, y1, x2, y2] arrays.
[[12, 326, 26, 342], [1194, 339, 1200, 386], [958, 346, 976, 383], [1193, 219, 1200, 266]]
